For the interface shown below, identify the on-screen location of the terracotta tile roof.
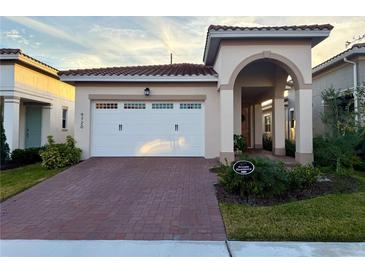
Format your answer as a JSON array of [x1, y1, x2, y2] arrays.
[[0, 48, 22, 54], [208, 24, 334, 32], [0, 48, 59, 73], [59, 63, 217, 77], [313, 42, 365, 74], [203, 24, 334, 65]]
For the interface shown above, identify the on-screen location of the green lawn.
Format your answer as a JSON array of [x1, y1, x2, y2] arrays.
[[220, 171, 365, 242], [0, 163, 66, 202]]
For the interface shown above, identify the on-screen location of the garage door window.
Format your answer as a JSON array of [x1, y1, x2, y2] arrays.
[[96, 103, 118, 109], [124, 103, 146, 109], [152, 103, 173, 109], [180, 103, 201, 109]]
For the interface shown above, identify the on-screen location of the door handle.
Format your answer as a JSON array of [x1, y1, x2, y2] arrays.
[[26, 129, 29, 137], [174, 124, 178, 131], [118, 124, 123, 131]]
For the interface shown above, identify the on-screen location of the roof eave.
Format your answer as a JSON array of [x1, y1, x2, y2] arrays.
[[312, 47, 365, 76], [0, 53, 59, 77], [203, 29, 332, 65], [59, 75, 219, 83]]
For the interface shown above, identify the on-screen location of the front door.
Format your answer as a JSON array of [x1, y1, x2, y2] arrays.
[[25, 106, 42, 148]]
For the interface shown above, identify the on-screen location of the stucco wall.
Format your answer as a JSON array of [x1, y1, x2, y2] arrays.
[[0, 63, 75, 148], [214, 40, 312, 88], [0, 64, 15, 88], [73, 82, 220, 159], [14, 64, 75, 101], [357, 58, 365, 84], [312, 59, 365, 136]]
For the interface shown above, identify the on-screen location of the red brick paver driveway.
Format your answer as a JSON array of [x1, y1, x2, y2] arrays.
[[0, 158, 226, 240]]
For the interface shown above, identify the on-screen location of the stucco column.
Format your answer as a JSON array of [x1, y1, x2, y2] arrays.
[[295, 89, 313, 164], [220, 89, 235, 163], [272, 67, 287, 156], [249, 105, 254, 148], [3, 96, 20, 151], [272, 98, 286, 155], [233, 87, 242, 135], [41, 105, 52, 146], [254, 103, 263, 149]]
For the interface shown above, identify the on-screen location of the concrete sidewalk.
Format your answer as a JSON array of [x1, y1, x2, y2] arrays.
[[0, 240, 229, 257], [227, 241, 365, 257], [1, 240, 364, 257]]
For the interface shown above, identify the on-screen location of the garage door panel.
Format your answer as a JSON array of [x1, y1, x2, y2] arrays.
[[91, 101, 204, 157]]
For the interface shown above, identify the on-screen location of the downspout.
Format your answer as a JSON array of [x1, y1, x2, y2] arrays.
[[343, 57, 358, 122]]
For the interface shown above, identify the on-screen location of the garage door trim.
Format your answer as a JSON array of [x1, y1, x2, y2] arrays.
[[90, 100, 206, 157]]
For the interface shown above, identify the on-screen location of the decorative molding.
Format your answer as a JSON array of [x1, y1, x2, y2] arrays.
[[4, 96, 20, 104], [88, 94, 207, 102], [204, 29, 332, 65], [221, 52, 311, 91], [61, 75, 218, 83]]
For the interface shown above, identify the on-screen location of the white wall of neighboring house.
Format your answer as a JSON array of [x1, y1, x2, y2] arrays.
[[0, 61, 75, 151]]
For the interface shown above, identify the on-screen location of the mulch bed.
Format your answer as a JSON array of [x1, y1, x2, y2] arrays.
[[215, 175, 359, 206]]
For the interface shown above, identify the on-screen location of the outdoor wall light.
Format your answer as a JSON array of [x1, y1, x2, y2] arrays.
[[144, 88, 151, 96]]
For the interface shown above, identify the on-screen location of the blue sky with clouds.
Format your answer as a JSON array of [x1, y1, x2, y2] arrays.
[[1, 16, 364, 70]]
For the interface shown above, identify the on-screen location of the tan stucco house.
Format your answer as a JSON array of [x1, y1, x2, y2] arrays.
[[0, 49, 75, 151], [60, 24, 333, 164]]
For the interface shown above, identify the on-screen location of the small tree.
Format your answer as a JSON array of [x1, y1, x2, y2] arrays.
[[0, 105, 10, 164], [319, 85, 365, 172]]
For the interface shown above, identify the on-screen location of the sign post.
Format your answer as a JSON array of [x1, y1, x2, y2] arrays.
[[232, 160, 255, 175]]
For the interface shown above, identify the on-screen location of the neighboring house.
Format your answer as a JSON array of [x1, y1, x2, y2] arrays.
[[60, 24, 333, 164], [261, 42, 365, 140], [312, 42, 365, 136], [0, 49, 75, 152]]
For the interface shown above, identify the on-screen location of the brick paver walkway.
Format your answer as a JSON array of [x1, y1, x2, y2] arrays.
[[0, 158, 226, 240]]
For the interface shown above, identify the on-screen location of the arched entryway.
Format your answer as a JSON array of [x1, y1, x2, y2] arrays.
[[219, 52, 313, 165]]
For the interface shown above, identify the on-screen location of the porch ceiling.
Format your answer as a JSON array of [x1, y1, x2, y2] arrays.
[[241, 86, 273, 105]]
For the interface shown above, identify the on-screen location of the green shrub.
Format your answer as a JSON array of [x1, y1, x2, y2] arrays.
[[356, 133, 365, 160], [262, 133, 272, 151], [313, 136, 333, 167], [11, 147, 42, 165], [217, 156, 288, 199], [234, 134, 246, 153], [288, 165, 320, 190], [352, 155, 365, 171], [313, 134, 362, 172], [40, 135, 81, 169], [285, 139, 295, 157], [0, 110, 10, 164]]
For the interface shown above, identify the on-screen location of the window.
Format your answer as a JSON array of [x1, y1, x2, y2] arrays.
[[96, 103, 118, 109], [180, 103, 201, 109], [62, 108, 68, 129], [289, 109, 295, 128], [264, 115, 271, 133], [124, 103, 146, 109], [152, 103, 173, 109]]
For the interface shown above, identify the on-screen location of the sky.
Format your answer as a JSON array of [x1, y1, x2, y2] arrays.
[[0, 16, 364, 70]]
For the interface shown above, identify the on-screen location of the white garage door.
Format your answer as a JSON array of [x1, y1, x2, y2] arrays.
[[91, 101, 204, 157]]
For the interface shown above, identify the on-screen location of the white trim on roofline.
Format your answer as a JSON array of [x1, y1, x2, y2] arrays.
[[312, 46, 365, 75], [209, 29, 332, 39], [60, 74, 218, 82], [204, 29, 332, 65], [0, 53, 59, 76]]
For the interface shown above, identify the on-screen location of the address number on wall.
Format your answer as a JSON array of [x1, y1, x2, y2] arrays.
[[80, 113, 84, 129]]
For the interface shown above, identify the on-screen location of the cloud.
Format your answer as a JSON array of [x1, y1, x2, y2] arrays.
[[5, 16, 85, 47], [3, 29, 30, 45], [2, 16, 365, 69]]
